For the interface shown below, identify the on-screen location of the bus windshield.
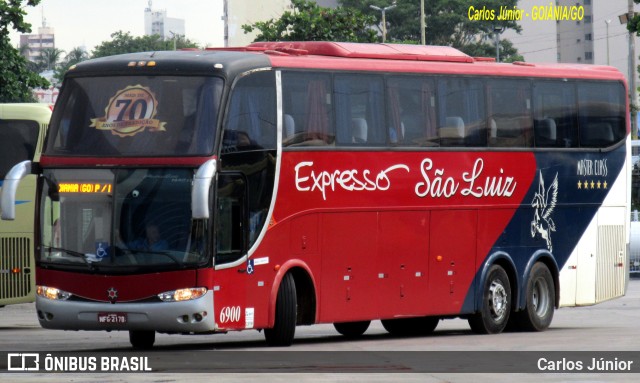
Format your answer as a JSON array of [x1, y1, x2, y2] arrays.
[[39, 168, 209, 273], [45, 76, 223, 157]]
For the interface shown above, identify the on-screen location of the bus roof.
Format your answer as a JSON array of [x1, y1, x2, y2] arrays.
[[66, 42, 626, 84], [239, 42, 625, 82], [247, 41, 476, 63], [0, 103, 53, 122], [64, 50, 271, 80]]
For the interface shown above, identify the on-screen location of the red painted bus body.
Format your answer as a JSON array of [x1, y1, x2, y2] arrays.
[[12, 42, 628, 348]]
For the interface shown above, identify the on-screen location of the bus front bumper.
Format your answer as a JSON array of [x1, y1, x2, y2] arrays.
[[35, 290, 216, 333]]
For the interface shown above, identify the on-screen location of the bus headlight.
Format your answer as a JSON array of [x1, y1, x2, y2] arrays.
[[36, 285, 72, 300], [158, 287, 207, 302]]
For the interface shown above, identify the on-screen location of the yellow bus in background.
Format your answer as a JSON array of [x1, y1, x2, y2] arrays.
[[0, 103, 51, 307]]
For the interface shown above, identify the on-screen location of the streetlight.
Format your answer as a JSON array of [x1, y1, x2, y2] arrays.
[[370, 2, 397, 43], [605, 19, 611, 65], [619, 2, 638, 136], [420, 0, 425, 45], [169, 31, 177, 51], [494, 26, 505, 62]]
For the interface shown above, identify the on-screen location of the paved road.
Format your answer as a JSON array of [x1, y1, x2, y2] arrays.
[[1, 278, 639, 382]]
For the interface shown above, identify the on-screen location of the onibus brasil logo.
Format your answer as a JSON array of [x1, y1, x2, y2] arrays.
[[90, 85, 166, 137]]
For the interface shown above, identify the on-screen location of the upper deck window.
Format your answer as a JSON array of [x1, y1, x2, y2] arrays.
[[46, 76, 223, 157]]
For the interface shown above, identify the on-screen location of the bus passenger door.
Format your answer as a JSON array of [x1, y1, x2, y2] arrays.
[[427, 210, 477, 315], [212, 172, 249, 331]]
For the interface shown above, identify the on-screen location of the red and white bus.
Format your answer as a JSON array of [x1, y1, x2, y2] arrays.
[[2, 42, 630, 348]]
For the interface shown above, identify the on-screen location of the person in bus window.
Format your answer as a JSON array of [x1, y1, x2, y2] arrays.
[[129, 223, 168, 251]]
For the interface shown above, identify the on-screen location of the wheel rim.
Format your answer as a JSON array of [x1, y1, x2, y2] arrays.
[[532, 277, 550, 317], [489, 279, 508, 321]]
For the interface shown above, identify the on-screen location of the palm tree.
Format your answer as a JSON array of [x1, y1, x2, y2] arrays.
[[64, 47, 89, 65], [54, 47, 89, 85], [37, 47, 65, 71]]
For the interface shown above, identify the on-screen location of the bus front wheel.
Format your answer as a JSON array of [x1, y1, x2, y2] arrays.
[[469, 264, 511, 334], [334, 321, 371, 338], [129, 330, 155, 349], [264, 273, 297, 346], [514, 262, 555, 331]]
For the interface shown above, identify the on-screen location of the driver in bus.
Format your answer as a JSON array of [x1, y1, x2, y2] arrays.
[[128, 223, 168, 251]]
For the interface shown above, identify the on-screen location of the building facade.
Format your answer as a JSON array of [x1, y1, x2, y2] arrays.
[[504, 0, 638, 81], [224, 0, 292, 46], [144, 2, 185, 40], [19, 24, 55, 63]]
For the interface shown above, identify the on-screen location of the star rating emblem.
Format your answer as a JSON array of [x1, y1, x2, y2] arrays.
[[107, 287, 118, 303], [577, 179, 608, 190]]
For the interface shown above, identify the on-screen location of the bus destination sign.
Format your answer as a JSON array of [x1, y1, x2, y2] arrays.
[[58, 182, 113, 194]]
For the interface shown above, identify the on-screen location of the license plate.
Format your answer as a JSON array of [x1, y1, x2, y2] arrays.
[[98, 312, 127, 324]]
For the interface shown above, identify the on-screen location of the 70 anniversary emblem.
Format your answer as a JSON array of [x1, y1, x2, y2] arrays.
[[90, 85, 166, 137]]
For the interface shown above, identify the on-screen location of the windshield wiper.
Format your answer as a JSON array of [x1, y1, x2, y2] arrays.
[[43, 246, 96, 269]]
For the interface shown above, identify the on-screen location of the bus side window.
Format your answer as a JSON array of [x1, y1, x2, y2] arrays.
[[334, 74, 385, 146], [0, 119, 38, 179], [215, 173, 247, 265], [437, 77, 486, 147], [488, 79, 533, 148], [282, 72, 334, 147], [533, 81, 578, 148], [387, 76, 437, 147], [578, 82, 625, 148], [224, 71, 276, 151]]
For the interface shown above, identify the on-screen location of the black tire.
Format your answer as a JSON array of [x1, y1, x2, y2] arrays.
[[333, 321, 371, 338], [468, 264, 511, 334], [264, 273, 297, 346], [514, 262, 555, 331], [381, 316, 439, 336], [129, 330, 155, 349]]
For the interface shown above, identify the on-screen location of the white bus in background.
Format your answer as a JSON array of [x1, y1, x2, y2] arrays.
[[0, 103, 52, 307]]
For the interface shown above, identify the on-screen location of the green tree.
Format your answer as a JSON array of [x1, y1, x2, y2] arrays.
[[54, 47, 89, 85], [91, 31, 199, 58], [462, 39, 524, 63], [242, 0, 377, 43], [36, 47, 65, 71], [0, 0, 50, 102], [340, 0, 522, 61]]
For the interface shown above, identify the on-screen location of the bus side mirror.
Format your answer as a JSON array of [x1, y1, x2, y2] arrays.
[[1, 160, 32, 221], [192, 159, 217, 219]]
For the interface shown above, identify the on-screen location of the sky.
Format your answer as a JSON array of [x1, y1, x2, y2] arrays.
[[9, 0, 225, 54]]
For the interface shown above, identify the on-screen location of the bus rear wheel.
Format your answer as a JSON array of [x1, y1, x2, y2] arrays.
[[129, 330, 155, 349], [469, 264, 511, 334], [381, 316, 439, 336], [264, 273, 297, 347], [514, 262, 555, 331], [333, 321, 371, 338]]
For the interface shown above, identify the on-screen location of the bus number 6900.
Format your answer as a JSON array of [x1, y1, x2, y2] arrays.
[[219, 306, 241, 323]]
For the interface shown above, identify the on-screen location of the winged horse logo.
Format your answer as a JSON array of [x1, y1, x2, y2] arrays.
[[530, 171, 558, 252]]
